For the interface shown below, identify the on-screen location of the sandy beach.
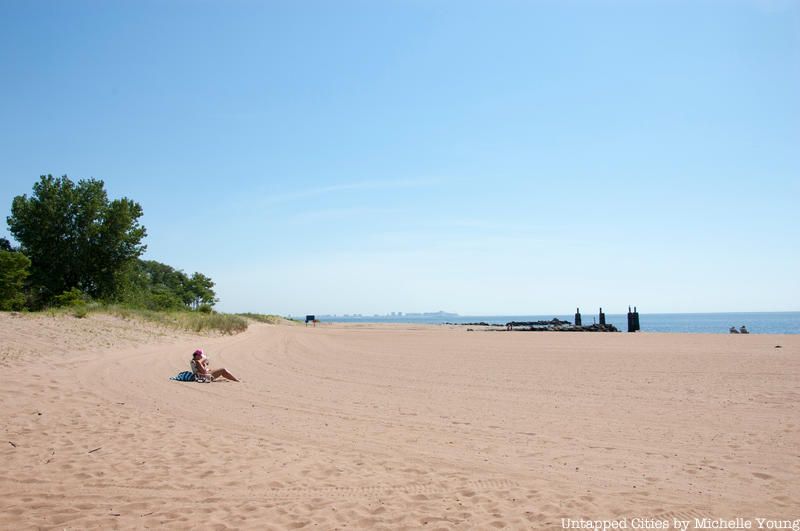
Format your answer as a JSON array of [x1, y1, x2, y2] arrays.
[[1, 313, 798, 530]]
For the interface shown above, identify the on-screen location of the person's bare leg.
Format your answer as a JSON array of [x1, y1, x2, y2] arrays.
[[221, 369, 240, 382], [211, 368, 239, 382]]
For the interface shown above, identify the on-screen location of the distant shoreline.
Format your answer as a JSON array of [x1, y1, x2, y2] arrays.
[[305, 311, 800, 334]]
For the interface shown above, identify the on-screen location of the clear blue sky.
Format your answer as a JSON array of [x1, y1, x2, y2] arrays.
[[1, 0, 798, 315]]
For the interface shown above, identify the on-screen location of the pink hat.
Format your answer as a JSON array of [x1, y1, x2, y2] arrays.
[[193, 349, 204, 357]]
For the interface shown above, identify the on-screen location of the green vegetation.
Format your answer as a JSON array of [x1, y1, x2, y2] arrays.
[[51, 287, 89, 318], [103, 305, 248, 334], [1, 175, 252, 334], [38, 302, 247, 334], [7, 175, 146, 305], [52, 287, 88, 307], [114, 259, 217, 311], [72, 304, 89, 319], [0, 249, 31, 310], [237, 312, 291, 324], [40, 303, 247, 333]]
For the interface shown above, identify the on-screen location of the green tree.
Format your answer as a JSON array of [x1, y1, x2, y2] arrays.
[[138, 260, 191, 305], [186, 272, 217, 309], [0, 250, 31, 310], [7, 175, 147, 301], [113, 259, 216, 311]]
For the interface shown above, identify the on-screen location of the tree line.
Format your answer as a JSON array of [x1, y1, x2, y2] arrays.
[[0, 175, 217, 311]]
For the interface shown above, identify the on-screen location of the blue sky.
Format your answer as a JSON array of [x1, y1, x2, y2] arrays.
[[1, 0, 798, 315]]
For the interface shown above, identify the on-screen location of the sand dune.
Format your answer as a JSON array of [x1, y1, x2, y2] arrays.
[[1, 313, 798, 530]]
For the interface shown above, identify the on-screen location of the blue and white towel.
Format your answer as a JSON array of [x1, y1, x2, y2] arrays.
[[170, 370, 195, 382]]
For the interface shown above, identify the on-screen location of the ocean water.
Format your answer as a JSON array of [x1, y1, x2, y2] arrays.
[[319, 312, 800, 334]]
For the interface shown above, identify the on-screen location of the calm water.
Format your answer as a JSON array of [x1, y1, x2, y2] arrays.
[[320, 312, 800, 334]]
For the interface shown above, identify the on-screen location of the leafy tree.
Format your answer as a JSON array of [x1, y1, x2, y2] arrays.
[[0, 250, 31, 310], [0, 238, 12, 251], [139, 260, 189, 294], [110, 260, 150, 306], [147, 287, 185, 310], [186, 272, 216, 309], [113, 259, 217, 311], [7, 175, 146, 301]]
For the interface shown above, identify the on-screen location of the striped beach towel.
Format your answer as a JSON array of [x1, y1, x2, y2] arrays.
[[170, 370, 195, 382]]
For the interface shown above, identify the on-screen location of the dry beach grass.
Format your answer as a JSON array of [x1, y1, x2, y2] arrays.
[[1, 313, 798, 529]]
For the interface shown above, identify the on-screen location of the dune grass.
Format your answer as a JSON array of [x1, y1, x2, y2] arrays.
[[41, 303, 250, 335], [105, 305, 248, 334], [236, 312, 296, 325]]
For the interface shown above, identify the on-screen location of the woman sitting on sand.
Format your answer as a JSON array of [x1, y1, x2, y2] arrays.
[[190, 349, 240, 382]]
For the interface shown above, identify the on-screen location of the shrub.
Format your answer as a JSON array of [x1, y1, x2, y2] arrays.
[[52, 288, 87, 307]]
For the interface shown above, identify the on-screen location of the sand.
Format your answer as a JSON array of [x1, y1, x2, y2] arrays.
[[1, 313, 798, 530]]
